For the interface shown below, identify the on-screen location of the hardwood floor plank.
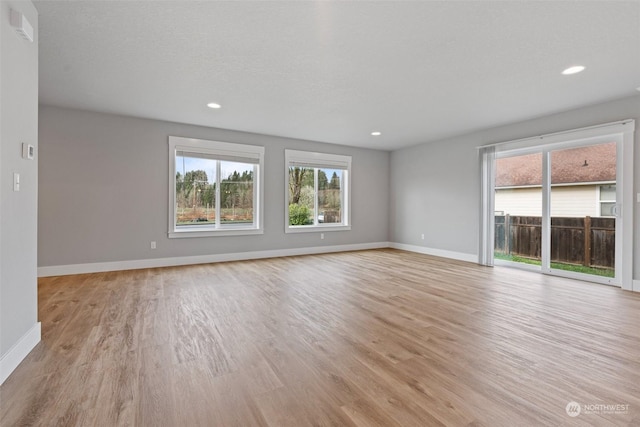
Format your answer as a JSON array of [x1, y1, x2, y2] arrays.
[[2, 249, 639, 426]]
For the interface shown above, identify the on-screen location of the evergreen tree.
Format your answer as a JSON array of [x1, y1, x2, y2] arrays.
[[318, 170, 329, 190], [329, 172, 340, 189]]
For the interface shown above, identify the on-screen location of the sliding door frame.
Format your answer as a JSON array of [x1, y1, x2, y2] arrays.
[[539, 136, 622, 286], [481, 120, 635, 291]]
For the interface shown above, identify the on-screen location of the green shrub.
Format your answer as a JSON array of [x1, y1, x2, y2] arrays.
[[289, 204, 312, 225]]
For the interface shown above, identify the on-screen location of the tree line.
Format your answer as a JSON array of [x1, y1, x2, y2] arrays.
[[176, 169, 253, 209], [289, 167, 341, 204]]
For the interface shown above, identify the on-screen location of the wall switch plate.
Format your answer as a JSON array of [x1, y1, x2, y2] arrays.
[[13, 173, 20, 191], [22, 143, 34, 160], [421, 233, 425, 240], [320, 233, 324, 240], [150, 241, 157, 249]]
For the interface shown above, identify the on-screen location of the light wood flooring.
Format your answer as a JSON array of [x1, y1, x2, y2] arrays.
[[1, 249, 639, 426]]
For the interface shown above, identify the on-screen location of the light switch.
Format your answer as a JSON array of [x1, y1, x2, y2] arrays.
[[13, 173, 20, 192]]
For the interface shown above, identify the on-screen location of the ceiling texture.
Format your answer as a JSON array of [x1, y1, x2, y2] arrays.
[[35, 1, 640, 151]]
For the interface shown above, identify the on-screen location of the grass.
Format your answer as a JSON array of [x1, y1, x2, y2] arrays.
[[177, 219, 252, 226], [177, 207, 253, 225], [494, 252, 614, 278]]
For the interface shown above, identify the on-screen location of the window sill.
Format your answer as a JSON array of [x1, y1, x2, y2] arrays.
[[285, 225, 351, 234], [169, 227, 263, 238]]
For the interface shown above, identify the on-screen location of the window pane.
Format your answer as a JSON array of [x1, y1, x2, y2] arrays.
[[176, 154, 216, 227], [318, 168, 342, 224], [288, 167, 314, 225], [550, 141, 616, 277], [494, 152, 543, 216], [494, 152, 542, 270], [220, 161, 254, 225], [600, 202, 616, 216], [600, 184, 616, 201]]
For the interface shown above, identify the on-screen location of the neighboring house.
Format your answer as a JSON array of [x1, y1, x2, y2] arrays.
[[494, 142, 616, 217]]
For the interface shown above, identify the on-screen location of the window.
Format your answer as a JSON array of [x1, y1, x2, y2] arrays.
[[599, 184, 616, 216], [285, 149, 351, 232], [169, 136, 264, 238]]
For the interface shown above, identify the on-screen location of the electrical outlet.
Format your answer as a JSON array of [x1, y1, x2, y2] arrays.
[[320, 233, 324, 240], [421, 233, 425, 240], [150, 241, 156, 249]]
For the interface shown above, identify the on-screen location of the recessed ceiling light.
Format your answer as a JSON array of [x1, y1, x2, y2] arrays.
[[371, 131, 381, 136], [562, 65, 585, 75], [207, 102, 221, 109]]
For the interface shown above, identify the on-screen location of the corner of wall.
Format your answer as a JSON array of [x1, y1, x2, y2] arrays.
[[0, 323, 40, 385]]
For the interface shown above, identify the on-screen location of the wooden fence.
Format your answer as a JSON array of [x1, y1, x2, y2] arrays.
[[495, 215, 615, 269]]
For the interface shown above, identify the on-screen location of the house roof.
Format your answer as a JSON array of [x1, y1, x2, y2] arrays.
[[495, 142, 616, 187]]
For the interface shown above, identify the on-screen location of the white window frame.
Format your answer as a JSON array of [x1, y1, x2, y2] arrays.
[[168, 136, 264, 238], [598, 183, 616, 217], [285, 149, 351, 233]]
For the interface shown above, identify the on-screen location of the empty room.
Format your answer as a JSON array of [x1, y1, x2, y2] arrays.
[[2, 1, 640, 426]]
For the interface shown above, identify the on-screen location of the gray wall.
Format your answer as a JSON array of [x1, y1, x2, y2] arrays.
[[391, 95, 640, 278], [1, 1, 39, 356], [38, 106, 390, 267]]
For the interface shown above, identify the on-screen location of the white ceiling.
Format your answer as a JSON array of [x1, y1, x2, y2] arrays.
[[35, 1, 640, 151]]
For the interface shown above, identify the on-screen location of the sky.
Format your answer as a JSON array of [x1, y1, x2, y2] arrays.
[[176, 156, 252, 184], [177, 155, 343, 186]]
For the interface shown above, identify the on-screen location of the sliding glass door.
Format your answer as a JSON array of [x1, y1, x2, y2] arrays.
[[548, 142, 617, 281], [492, 136, 623, 286], [494, 151, 543, 271]]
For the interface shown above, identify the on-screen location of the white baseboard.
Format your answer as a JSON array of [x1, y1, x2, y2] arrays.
[[0, 322, 41, 385], [389, 242, 477, 263], [38, 242, 391, 277]]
